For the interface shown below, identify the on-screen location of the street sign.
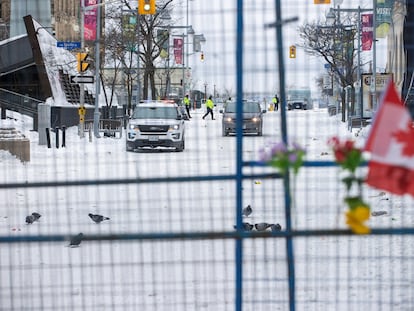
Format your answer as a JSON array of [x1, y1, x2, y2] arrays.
[[70, 75, 94, 84], [57, 41, 81, 50]]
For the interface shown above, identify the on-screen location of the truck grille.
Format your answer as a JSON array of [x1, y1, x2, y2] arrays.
[[138, 125, 169, 133]]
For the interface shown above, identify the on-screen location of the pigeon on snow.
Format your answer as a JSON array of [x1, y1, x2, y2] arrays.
[[242, 205, 253, 217], [88, 213, 110, 224], [69, 233, 84, 247], [270, 223, 282, 232], [25, 212, 42, 224], [31, 212, 41, 221], [242, 222, 254, 231], [255, 222, 271, 231], [233, 222, 254, 231], [26, 215, 36, 224]]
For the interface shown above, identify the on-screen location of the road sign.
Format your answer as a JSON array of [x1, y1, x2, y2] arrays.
[[76, 53, 89, 72], [57, 41, 81, 50], [70, 75, 94, 84]]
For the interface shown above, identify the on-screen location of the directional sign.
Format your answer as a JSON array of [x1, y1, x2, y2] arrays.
[[57, 41, 81, 50], [70, 75, 94, 84]]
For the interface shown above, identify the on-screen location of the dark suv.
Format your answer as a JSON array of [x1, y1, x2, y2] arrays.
[[287, 100, 311, 110], [220, 100, 266, 136]]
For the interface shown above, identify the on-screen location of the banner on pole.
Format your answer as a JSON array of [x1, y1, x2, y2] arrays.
[[84, 0, 97, 41], [376, 0, 393, 38], [174, 38, 183, 65], [361, 13, 373, 51]]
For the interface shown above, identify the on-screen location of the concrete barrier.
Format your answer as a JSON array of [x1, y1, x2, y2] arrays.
[[0, 128, 30, 162]]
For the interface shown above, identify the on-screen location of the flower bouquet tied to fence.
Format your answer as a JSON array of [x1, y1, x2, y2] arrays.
[[259, 141, 306, 176], [328, 137, 371, 234]]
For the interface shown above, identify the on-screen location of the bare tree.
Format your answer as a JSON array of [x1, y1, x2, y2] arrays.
[[124, 0, 174, 101], [298, 17, 358, 121], [103, 0, 174, 113], [102, 25, 125, 109]]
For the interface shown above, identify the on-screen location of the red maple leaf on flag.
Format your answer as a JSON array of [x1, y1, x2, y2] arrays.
[[392, 121, 414, 157]]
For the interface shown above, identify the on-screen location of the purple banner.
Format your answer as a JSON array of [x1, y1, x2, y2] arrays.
[[83, 0, 97, 41], [174, 38, 183, 64], [361, 13, 373, 51]]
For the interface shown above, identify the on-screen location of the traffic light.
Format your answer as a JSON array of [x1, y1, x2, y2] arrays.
[[138, 0, 156, 15], [289, 45, 296, 58], [200, 52, 204, 62], [76, 52, 89, 72]]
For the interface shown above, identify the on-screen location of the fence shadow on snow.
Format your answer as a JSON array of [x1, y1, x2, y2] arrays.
[[1, 1, 414, 310]]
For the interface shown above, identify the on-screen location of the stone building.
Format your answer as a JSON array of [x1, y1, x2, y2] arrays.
[[0, 0, 102, 42], [52, 0, 81, 41], [0, 0, 11, 40]]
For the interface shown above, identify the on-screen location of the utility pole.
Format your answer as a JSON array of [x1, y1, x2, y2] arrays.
[[80, 0, 123, 138], [79, 0, 86, 138], [371, 0, 377, 111], [93, 0, 102, 138]]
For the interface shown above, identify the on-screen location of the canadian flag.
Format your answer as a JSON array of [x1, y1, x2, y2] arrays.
[[364, 80, 414, 196]]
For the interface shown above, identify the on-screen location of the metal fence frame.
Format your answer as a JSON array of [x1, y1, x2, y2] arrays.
[[1, 1, 413, 310]]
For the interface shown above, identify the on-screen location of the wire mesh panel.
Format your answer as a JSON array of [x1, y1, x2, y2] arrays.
[[1, 0, 414, 310]]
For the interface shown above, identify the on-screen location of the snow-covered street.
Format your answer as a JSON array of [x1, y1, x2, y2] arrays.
[[1, 107, 414, 310]]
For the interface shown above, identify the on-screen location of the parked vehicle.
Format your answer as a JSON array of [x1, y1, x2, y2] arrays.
[[286, 88, 313, 110], [288, 100, 311, 110], [126, 100, 185, 152], [220, 100, 266, 136]]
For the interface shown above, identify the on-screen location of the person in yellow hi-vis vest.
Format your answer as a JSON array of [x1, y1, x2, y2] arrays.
[[202, 96, 215, 120], [272, 94, 279, 111], [183, 94, 191, 118]]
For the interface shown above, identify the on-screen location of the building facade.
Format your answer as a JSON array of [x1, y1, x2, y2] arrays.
[[0, 0, 11, 40], [52, 0, 81, 41], [0, 0, 101, 42]]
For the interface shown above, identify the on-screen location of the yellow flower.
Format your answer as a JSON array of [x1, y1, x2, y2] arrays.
[[345, 205, 371, 234]]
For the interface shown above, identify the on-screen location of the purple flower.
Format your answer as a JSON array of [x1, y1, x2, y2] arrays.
[[288, 152, 298, 164], [259, 140, 306, 175], [270, 142, 288, 156], [291, 141, 305, 152]]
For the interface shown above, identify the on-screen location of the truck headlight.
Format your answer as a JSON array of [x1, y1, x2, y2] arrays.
[[170, 124, 180, 130], [129, 124, 139, 130]]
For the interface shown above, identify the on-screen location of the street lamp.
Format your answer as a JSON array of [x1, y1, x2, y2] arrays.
[[80, 0, 105, 138], [193, 34, 206, 52]]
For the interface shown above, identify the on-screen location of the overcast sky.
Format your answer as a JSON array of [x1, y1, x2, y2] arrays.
[[171, 0, 388, 98]]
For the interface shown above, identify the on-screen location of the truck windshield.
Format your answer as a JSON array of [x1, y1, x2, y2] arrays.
[[132, 107, 178, 119], [225, 102, 260, 113]]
